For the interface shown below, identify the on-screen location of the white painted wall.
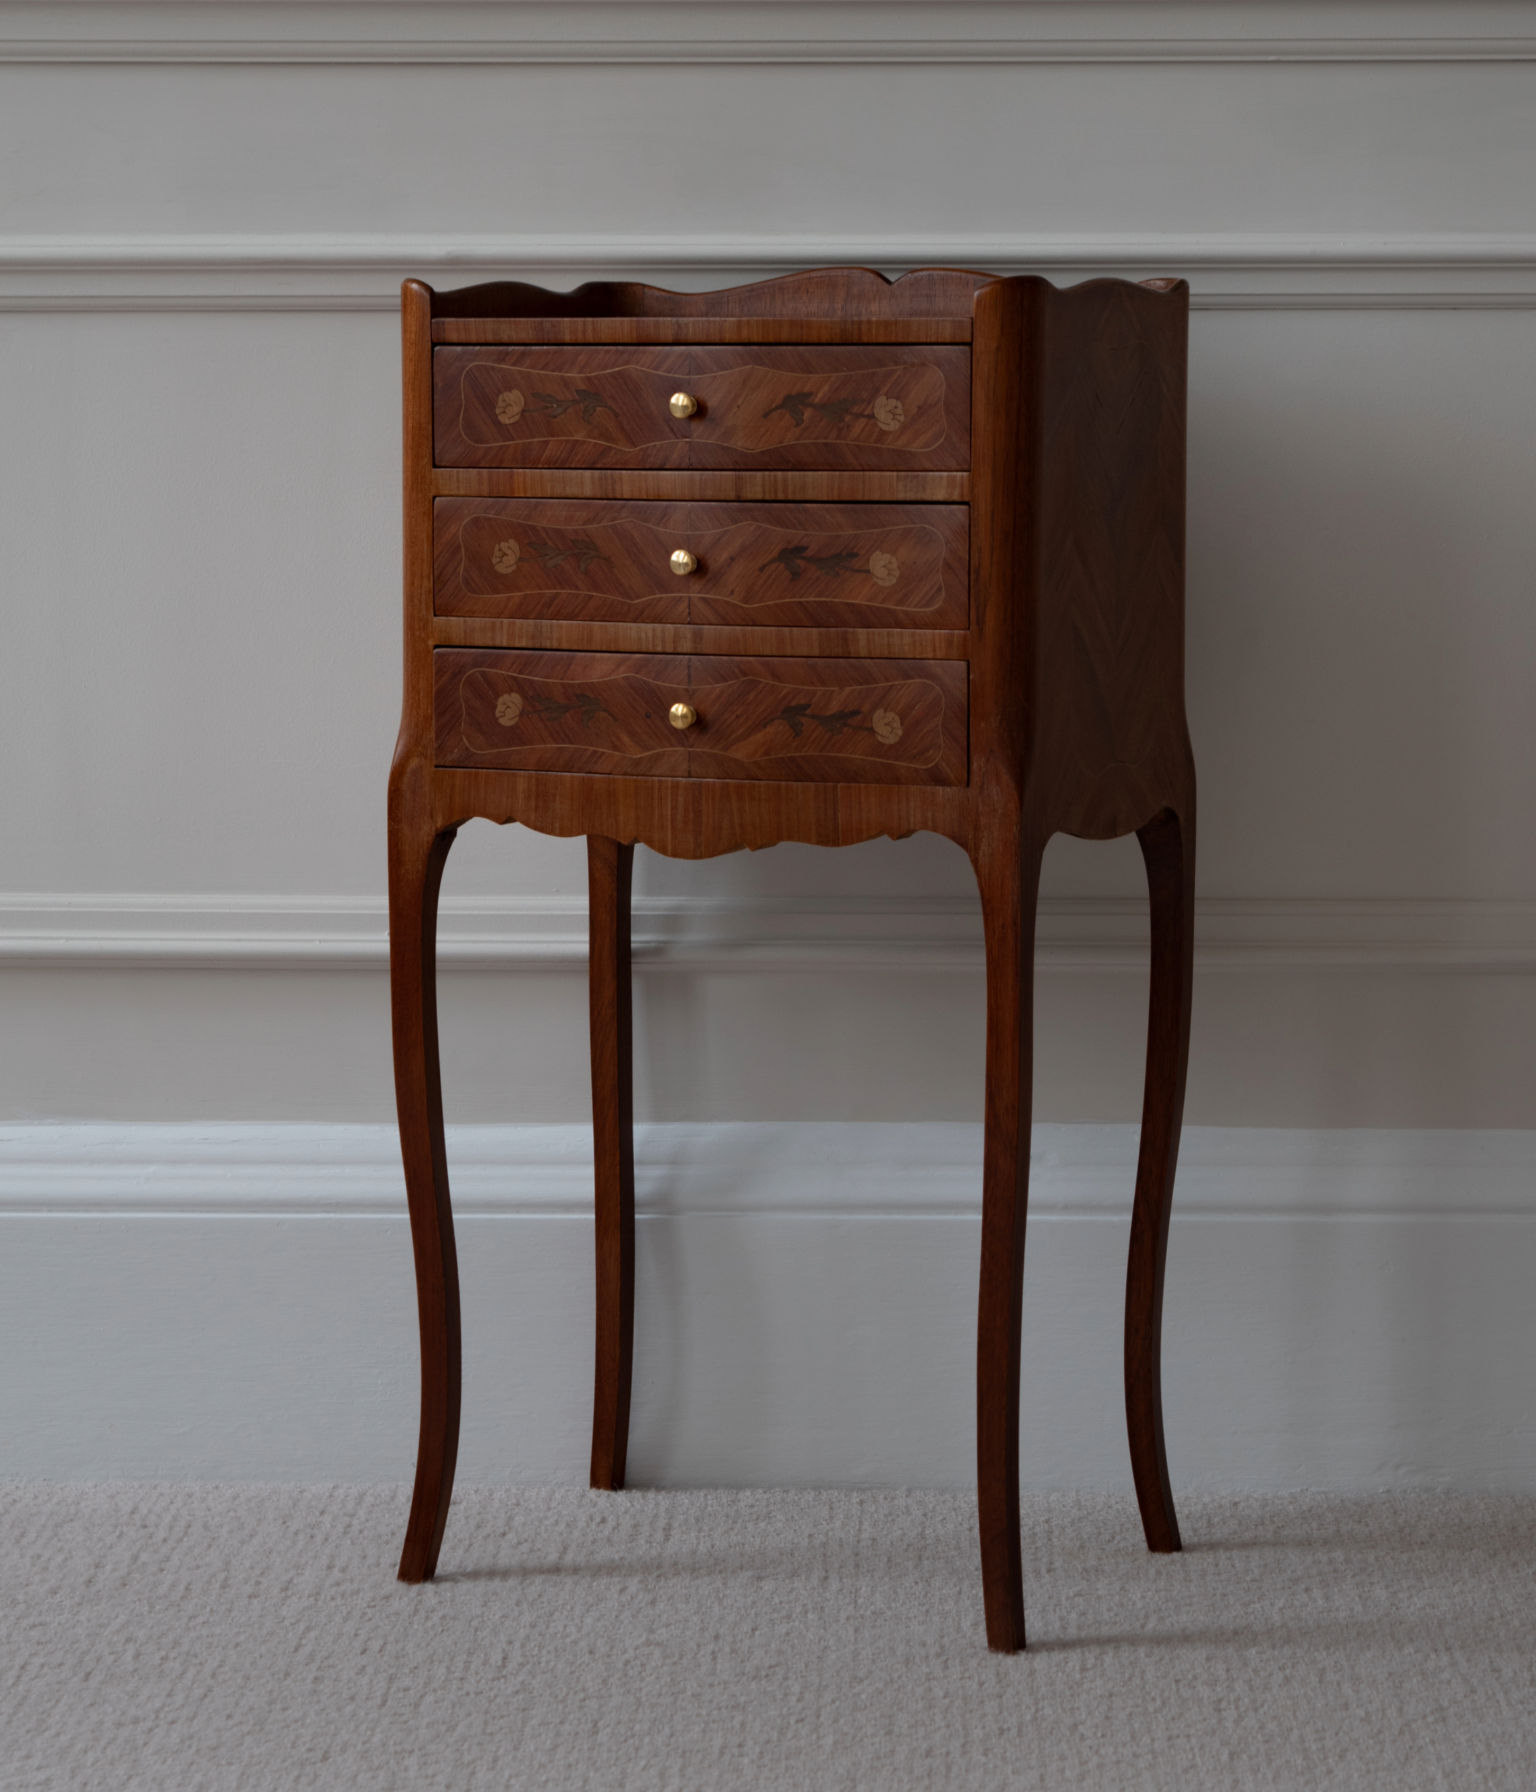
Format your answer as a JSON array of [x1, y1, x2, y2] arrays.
[[2, 1, 1535, 1489]]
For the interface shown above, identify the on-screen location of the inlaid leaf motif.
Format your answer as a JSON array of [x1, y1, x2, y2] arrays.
[[491, 539, 521, 575], [774, 703, 865, 739], [761, 392, 877, 428], [523, 691, 608, 726], [494, 691, 524, 727], [872, 396, 905, 432], [495, 391, 525, 424], [871, 708, 903, 745], [868, 551, 901, 587], [759, 545, 862, 581], [527, 538, 611, 572], [528, 389, 614, 423]]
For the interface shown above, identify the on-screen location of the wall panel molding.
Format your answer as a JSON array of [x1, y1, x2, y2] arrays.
[[4, 1119, 1535, 1219], [2, 894, 1533, 974], [5, 2, 1536, 66], [5, 232, 1536, 311]]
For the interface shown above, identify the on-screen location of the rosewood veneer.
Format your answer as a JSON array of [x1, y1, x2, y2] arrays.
[[389, 267, 1195, 1651]]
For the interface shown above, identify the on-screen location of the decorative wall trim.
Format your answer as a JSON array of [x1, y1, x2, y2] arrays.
[[5, 233, 1536, 312], [2, 894, 1533, 974], [4, 1119, 1534, 1219], [5, 0, 1536, 68], [7, 34, 1536, 66]]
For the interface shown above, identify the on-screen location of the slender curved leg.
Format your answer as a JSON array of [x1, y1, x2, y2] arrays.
[[1125, 803, 1196, 1554], [588, 838, 636, 1491], [391, 812, 461, 1583], [971, 825, 1045, 1652]]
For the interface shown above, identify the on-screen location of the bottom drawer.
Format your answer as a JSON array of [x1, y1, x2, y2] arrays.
[[434, 649, 967, 786]]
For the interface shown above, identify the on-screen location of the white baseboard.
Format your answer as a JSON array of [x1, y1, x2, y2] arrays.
[[4, 1121, 1535, 1491]]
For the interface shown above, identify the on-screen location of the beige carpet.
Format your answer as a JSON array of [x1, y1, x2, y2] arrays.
[[3, 1485, 1534, 1791]]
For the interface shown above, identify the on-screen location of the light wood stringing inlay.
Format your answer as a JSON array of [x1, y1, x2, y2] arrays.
[[433, 499, 968, 630], [434, 649, 968, 786], [434, 346, 971, 471]]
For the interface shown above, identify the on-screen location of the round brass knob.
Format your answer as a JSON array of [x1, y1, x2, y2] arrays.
[[668, 702, 698, 731], [669, 549, 698, 577], [668, 392, 699, 419]]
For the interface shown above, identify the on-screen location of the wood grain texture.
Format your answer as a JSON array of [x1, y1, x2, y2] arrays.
[[971, 824, 1045, 1655], [434, 347, 970, 471], [587, 837, 636, 1494], [427, 267, 995, 323], [388, 783, 460, 1585], [431, 618, 970, 662], [434, 499, 967, 630], [434, 649, 968, 787], [433, 318, 973, 345], [1125, 804, 1195, 1555], [390, 270, 1195, 1654], [433, 469, 970, 503], [1033, 279, 1192, 841]]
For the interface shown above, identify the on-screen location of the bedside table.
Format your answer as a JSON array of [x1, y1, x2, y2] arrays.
[[389, 268, 1194, 1653]]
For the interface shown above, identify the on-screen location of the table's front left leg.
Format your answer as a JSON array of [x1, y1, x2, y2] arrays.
[[391, 813, 461, 1583], [588, 837, 636, 1491]]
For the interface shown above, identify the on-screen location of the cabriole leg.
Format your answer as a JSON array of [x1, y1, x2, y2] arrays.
[[588, 837, 636, 1491], [391, 815, 461, 1583], [1125, 804, 1196, 1554], [971, 828, 1045, 1653]]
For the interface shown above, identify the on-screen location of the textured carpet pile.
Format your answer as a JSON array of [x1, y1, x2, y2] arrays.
[[2, 1484, 1535, 1790]]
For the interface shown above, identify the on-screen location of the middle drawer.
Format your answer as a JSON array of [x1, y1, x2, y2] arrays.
[[434, 499, 969, 630]]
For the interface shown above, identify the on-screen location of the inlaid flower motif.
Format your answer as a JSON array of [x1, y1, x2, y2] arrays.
[[868, 551, 901, 587], [495, 390, 525, 425], [871, 709, 903, 745], [491, 539, 521, 575], [495, 691, 525, 727], [872, 396, 905, 433]]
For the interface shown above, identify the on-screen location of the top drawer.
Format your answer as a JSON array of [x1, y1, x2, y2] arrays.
[[433, 346, 970, 471]]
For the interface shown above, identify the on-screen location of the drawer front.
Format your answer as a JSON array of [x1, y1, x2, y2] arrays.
[[434, 499, 968, 630], [433, 347, 970, 470], [435, 650, 967, 786]]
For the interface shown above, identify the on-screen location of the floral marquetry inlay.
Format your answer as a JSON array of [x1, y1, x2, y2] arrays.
[[494, 691, 524, 726], [871, 709, 904, 745], [495, 391, 525, 424], [872, 397, 905, 432], [436, 500, 963, 627]]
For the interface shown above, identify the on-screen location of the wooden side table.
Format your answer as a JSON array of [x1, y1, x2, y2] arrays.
[[389, 268, 1194, 1652]]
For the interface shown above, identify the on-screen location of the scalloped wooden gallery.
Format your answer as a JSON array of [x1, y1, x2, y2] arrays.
[[388, 267, 1195, 1652]]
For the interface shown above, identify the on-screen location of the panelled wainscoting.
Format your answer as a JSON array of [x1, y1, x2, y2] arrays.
[[2, 0, 1535, 1491]]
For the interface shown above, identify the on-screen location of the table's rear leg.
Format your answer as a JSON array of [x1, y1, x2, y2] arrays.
[[588, 837, 636, 1491], [391, 814, 462, 1583], [971, 826, 1045, 1653], [1125, 803, 1195, 1554]]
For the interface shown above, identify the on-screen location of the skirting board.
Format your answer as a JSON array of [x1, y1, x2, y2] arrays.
[[3, 1121, 1535, 1492]]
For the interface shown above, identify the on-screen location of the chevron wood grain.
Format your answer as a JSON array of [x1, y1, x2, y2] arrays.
[[390, 266, 1194, 1655]]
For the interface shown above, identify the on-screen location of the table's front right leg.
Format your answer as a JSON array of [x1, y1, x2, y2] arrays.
[[587, 836, 636, 1492], [971, 823, 1045, 1653], [390, 811, 461, 1583]]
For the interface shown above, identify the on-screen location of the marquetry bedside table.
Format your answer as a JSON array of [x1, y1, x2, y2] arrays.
[[389, 267, 1194, 1652]]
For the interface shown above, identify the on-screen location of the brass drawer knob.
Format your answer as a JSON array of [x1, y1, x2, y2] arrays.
[[669, 702, 698, 731], [669, 549, 698, 577], [669, 392, 699, 419]]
